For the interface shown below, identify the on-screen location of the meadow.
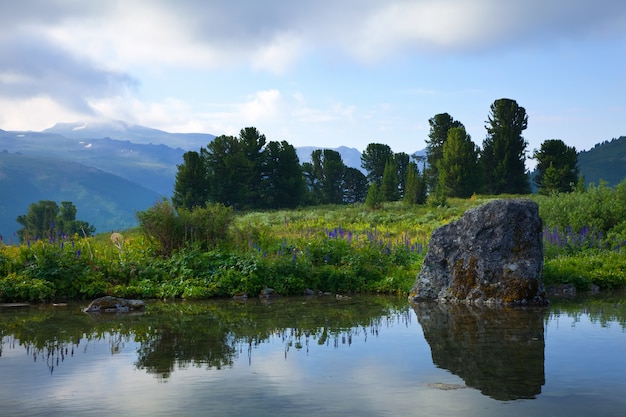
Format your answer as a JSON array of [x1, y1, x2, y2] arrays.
[[1, 181, 625, 302]]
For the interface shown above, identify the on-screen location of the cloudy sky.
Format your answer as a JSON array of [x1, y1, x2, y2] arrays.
[[1, 0, 625, 156]]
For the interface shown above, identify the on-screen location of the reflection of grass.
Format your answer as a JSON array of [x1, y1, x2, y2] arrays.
[[548, 291, 626, 329], [0, 295, 411, 378]]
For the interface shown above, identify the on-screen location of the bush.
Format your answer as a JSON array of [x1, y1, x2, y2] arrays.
[[136, 199, 235, 256]]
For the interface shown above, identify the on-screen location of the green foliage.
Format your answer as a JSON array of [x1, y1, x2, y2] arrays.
[[136, 199, 234, 256], [533, 179, 626, 234], [437, 127, 481, 198], [543, 250, 626, 290], [15, 200, 96, 243], [342, 167, 368, 203], [403, 162, 427, 205], [3, 188, 626, 303], [361, 143, 393, 185], [380, 158, 400, 202], [481, 98, 530, 194], [304, 149, 347, 205], [260, 140, 306, 208], [533, 139, 579, 195], [425, 113, 465, 192], [172, 150, 208, 210], [365, 183, 382, 209]]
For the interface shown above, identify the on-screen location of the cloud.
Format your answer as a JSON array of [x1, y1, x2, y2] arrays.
[[0, 33, 137, 114], [3, 1, 626, 71]]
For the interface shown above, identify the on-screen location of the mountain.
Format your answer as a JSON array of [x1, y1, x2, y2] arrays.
[[577, 136, 626, 187], [0, 128, 183, 196], [43, 120, 216, 151], [0, 152, 161, 244]]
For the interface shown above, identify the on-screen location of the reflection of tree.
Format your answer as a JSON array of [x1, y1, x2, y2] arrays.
[[0, 296, 409, 379], [413, 302, 547, 401]]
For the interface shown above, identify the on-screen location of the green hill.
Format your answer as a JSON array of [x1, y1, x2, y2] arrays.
[[0, 152, 161, 243], [578, 136, 626, 187]]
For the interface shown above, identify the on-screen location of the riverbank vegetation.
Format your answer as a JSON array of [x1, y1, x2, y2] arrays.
[[1, 180, 625, 302]]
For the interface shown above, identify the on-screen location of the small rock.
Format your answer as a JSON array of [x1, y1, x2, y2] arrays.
[[83, 296, 145, 313]]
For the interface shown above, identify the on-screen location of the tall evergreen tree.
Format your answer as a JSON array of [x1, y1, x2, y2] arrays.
[[260, 140, 306, 208], [380, 158, 400, 202], [172, 150, 208, 209], [202, 134, 246, 208], [342, 167, 368, 203], [533, 139, 579, 195], [425, 113, 465, 192], [481, 98, 530, 194], [308, 149, 346, 204], [361, 143, 393, 186], [403, 162, 427, 205], [394, 152, 410, 198], [437, 127, 481, 198], [238, 127, 267, 207]]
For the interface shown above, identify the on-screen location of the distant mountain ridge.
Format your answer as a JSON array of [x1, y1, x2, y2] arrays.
[[43, 120, 216, 151]]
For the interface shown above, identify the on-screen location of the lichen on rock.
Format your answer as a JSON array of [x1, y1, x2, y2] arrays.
[[409, 199, 547, 305]]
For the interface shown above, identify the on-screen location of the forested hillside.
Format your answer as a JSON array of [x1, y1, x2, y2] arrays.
[[0, 152, 160, 243], [578, 136, 626, 187]]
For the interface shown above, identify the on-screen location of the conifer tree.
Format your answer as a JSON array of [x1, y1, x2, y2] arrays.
[[437, 127, 481, 198], [481, 98, 530, 194]]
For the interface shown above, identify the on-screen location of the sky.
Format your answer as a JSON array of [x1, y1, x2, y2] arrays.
[[1, 0, 625, 159]]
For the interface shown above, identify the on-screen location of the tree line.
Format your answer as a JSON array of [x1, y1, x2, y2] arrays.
[[11, 98, 582, 245], [173, 98, 580, 211]]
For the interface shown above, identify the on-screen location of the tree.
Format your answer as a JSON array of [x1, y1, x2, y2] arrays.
[[365, 183, 382, 209], [307, 149, 346, 205], [202, 134, 246, 208], [172, 150, 208, 209], [425, 113, 465, 191], [533, 139, 579, 195], [342, 167, 368, 203], [361, 143, 393, 186], [437, 127, 482, 198], [260, 140, 306, 208], [403, 162, 427, 205], [380, 158, 400, 202], [238, 127, 267, 207], [394, 152, 410, 198], [16, 200, 95, 243], [481, 98, 530, 194], [201, 127, 268, 209]]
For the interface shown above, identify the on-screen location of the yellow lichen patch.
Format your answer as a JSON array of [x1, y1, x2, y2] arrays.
[[451, 256, 479, 299]]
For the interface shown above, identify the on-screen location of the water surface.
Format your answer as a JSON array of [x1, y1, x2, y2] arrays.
[[1, 293, 625, 416]]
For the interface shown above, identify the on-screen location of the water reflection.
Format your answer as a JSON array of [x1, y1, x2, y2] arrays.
[[1, 293, 625, 416], [413, 302, 547, 401], [0, 296, 409, 380]]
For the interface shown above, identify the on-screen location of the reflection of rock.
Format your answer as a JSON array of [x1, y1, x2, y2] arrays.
[[413, 302, 546, 401], [410, 199, 547, 305], [83, 296, 145, 313]]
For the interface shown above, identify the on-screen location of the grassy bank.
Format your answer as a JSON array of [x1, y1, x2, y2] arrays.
[[1, 186, 625, 302]]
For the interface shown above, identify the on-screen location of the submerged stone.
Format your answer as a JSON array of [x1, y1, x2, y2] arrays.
[[409, 199, 547, 305], [83, 296, 145, 313]]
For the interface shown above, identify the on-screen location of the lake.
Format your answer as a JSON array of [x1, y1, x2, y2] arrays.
[[1, 293, 625, 417]]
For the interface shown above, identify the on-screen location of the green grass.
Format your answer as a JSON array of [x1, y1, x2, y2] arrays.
[[1, 190, 625, 302]]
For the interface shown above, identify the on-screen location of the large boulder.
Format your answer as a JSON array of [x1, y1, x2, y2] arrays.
[[409, 199, 547, 305], [83, 296, 145, 313]]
